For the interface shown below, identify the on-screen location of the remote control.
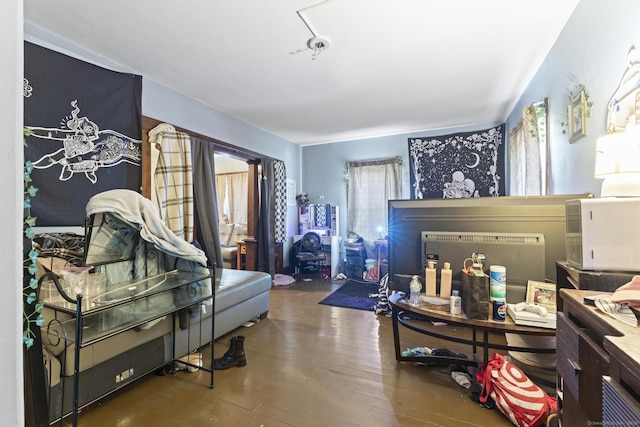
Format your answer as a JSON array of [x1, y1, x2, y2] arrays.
[[513, 302, 548, 317]]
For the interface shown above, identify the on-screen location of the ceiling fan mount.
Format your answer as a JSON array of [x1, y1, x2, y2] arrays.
[[307, 36, 330, 52]]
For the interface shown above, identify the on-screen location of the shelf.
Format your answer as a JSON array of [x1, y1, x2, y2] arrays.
[[45, 273, 212, 346], [37, 210, 216, 426], [43, 270, 211, 315]]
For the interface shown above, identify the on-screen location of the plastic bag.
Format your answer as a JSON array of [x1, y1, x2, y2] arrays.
[[476, 353, 556, 427], [461, 270, 490, 320]]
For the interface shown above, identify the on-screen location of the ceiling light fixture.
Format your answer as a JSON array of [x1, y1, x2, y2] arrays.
[[291, 0, 330, 60], [307, 36, 330, 59]]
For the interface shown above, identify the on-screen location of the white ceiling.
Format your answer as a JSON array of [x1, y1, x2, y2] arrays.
[[24, 0, 579, 146]]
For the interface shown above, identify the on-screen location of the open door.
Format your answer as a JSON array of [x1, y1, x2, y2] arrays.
[[141, 116, 281, 274]]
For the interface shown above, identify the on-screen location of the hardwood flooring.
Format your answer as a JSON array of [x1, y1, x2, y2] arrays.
[[64, 276, 551, 426]]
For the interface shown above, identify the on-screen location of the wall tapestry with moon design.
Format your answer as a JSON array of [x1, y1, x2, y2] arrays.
[[24, 41, 143, 226], [408, 124, 505, 199]]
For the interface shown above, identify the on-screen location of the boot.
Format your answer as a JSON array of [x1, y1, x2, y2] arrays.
[[213, 336, 247, 370]]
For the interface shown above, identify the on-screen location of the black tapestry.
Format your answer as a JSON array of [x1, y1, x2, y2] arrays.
[[408, 124, 505, 199], [23, 42, 143, 226]]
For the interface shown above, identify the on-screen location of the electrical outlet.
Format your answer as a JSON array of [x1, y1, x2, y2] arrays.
[[116, 368, 134, 384]]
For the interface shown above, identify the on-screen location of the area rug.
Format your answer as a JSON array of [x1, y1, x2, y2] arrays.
[[318, 280, 380, 311]]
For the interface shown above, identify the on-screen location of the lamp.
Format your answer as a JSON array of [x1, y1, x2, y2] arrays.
[[595, 127, 640, 197]]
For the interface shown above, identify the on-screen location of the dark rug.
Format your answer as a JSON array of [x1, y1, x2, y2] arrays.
[[318, 280, 380, 311]]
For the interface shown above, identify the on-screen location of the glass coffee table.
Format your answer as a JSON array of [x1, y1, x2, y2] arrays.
[[389, 293, 556, 368]]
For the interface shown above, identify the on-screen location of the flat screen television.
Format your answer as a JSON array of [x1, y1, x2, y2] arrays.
[[421, 231, 546, 303], [387, 194, 592, 299]]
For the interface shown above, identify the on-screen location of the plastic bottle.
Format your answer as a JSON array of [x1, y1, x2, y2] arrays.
[[440, 262, 452, 299], [425, 261, 437, 297], [450, 290, 462, 314], [409, 275, 422, 307], [490, 265, 507, 301]]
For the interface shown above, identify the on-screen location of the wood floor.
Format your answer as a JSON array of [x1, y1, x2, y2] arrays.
[[64, 276, 549, 426]]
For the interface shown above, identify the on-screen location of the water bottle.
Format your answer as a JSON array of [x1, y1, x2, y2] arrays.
[[409, 275, 422, 307], [450, 290, 462, 315]]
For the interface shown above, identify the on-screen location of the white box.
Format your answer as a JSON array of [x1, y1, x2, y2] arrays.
[[566, 198, 640, 271], [507, 304, 556, 329]]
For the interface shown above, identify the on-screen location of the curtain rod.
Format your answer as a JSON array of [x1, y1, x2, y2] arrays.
[[216, 171, 248, 176], [142, 116, 277, 162], [347, 156, 402, 167]]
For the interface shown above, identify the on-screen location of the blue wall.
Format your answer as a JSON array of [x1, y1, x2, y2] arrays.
[[300, 122, 502, 241]]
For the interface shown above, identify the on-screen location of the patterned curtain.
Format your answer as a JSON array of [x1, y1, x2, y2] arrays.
[[148, 123, 194, 242], [274, 160, 287, 243]]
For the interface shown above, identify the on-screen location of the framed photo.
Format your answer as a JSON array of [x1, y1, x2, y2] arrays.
[[526, 280, 557, 313], [286, 180, 296, 206], [568, 89, 588, 142]]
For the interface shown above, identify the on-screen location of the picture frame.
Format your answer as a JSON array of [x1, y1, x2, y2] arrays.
[[286, 179, 296, 206], [525, 280, 557, 313], [568, 89, 588, 142]]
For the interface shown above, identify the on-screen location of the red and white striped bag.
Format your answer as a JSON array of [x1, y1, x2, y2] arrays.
[[476, 353, 556, 427]]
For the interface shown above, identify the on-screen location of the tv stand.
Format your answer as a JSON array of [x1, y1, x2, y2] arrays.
[[389, 293, 555, 369]]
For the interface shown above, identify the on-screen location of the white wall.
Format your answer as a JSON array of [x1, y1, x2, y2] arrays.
[[4, 1, 24, 425], [214, 156, 248, 174]]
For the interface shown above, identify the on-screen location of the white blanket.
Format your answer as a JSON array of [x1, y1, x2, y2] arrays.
[[86, 189, 207, 267]]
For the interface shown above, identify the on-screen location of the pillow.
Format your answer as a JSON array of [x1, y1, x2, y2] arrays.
[[232, 223, 248, 242], [219, 223, 235, 247]]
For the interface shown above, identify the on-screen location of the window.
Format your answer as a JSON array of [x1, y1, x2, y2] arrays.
[[346, 157, 402, 241], [215, 172, 248, 224], [508, 98, 548, 195]]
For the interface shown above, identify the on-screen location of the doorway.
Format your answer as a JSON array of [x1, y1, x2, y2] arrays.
[[141, 116, 268, 272]]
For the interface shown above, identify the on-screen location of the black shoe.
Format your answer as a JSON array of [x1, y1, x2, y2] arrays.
[[155, 363, 174, 376], [213, 336, 247, 370]]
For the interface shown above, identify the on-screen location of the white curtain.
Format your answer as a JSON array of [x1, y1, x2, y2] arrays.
[[509, 104, 544, 195], [347, 158, 402, 241], [226, 172, 248, 224], [215, 174, 228, 223]]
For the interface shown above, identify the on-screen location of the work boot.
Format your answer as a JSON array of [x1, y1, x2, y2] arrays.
[[213, 336, 247, 370]]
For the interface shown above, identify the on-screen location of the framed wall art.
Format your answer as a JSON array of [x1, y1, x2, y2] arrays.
[[568, 88, 588, 142], [286, 179, 296, 206]]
